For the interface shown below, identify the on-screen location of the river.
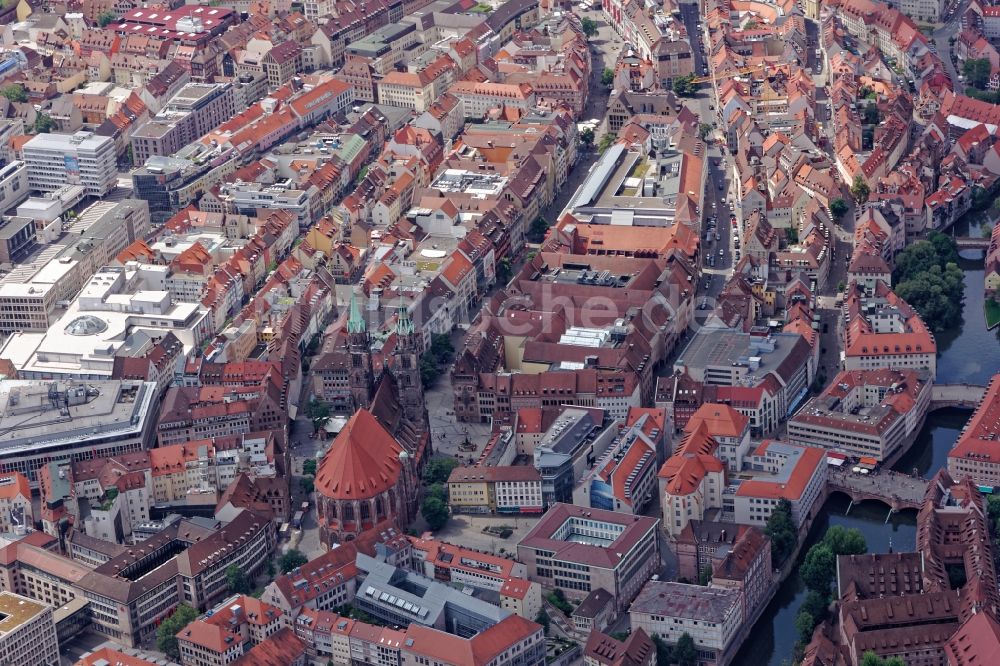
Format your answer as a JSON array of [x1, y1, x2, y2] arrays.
[[735, 253, 1000, 666]]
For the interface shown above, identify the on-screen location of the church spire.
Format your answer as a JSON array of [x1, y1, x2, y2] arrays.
[[347, 291, 365, 334], [395, 294, 414, 337]]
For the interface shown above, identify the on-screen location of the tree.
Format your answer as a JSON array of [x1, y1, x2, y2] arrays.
[[580, 127, 595, 146], [862, 104, 880, 126], [419, 356, 440, 387], [894, 263, 965, 333], [97, 10, 117, 26], [580, 16, 598, 37], [598, 132, 617, 153], [764, 498, 796, 567], [801, 589, 830, 622], [964, 57, 992, 89], [529, 215, 549, 242], [800, 543, 836, 594], [34, 113, 56, 134], [673, 633, 698, 666], [601, 67, 615, 88], [496, 257, 512, 286], [652, 636, 672, 665], [421, 495, 449, 530], [796, 609, 816, 644], [824, 525, 867, 556], [226, 564, 252, 595], [535, 609, 550, 635], [300, 476, 315, 494], [1, 84, 26, 103], [860, 652, 905, 666], [156, 605, 198, 660], [672, 74, 697, 96], [698, 123, 713, 140], [279, 550, 308, 573], [988, 495, 1000, 534], [306, 399, 331, 433], [423, 457, 460, 485], [830, 198, 848, 221], [850, 174, 870, 206], [303, 458, 317, 476], [430, 333, 455, 364]]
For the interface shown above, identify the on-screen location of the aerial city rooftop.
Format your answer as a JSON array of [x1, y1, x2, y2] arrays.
[[0, 0, 997, 663]]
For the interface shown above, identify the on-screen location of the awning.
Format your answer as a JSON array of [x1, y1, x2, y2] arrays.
[[827, 456, 846, 467]]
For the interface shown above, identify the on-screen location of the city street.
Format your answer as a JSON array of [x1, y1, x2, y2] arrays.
[[542, 9, 616, 221]]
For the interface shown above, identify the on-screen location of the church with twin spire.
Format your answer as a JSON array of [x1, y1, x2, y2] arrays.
[[312, 292, 431, 546]]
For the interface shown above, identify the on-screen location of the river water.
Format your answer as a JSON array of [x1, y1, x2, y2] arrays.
[[735, 252, 1000, 666]]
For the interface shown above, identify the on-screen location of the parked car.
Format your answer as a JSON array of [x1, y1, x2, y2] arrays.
[[719, 248, 724, 257]]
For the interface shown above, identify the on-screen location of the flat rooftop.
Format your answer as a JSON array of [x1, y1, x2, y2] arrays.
[[675, 328, 805, 381], [0, 380, 155, 455], [0, 592, 49, 635], [630, 581, 739, 622]]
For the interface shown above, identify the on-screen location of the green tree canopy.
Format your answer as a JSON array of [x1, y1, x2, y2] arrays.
[[800, 543, 836, 594], [598, 132, 617, 153], [421, 496, 449, 530], [580, 17, 598, 37], [580, 127, 595, 146], [529, 215, 549, 242], [306, 399, 331, 433], [97, 10, 117, 26], [430, 334, 454, 364], [279, 549, 308, 573], [419, 356, 440, 387], [535, 609, 550, 634], [830, 197, 848, 221], [226, 564, 252, 595], [672, 74, 697, 96], [34, 113, 56, 134], [824, 525, 867, 556], [801, 589, 830, 622], [860, 652, 905, 666], [601, 68, 615, 87], [423, 457, 460, 485], [1, 84, 26, 103], [850, 174, 870, 206], [796, 609, 816, 644], [764, 498, 796, 567], [156, 605, 198, 660], [673, 633, 698, 666], [964, 58, 992, 89], [303, 458, 317, 476], [891, 232, 964, 333]]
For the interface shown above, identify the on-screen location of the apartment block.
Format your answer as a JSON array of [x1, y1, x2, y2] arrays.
[[22, 131, 117, 198], [131, 83, 236, 165]]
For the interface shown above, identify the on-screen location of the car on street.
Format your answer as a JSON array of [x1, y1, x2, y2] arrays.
[[718, 248, 724, 257]]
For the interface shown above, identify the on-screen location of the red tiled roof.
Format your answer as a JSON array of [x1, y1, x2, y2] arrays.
[[314, 409, 404, 500]]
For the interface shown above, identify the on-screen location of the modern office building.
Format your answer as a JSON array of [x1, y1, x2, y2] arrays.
[[0, 379, 158, 487], [517, 503, 659, 611], [788, 368, 932, 462], [0, 591, 59, 666], [22, 132, 117, 198]]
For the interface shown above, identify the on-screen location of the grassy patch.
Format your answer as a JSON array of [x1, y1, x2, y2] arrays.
[[628, 157, 649, 179], [986, 299, 1000, 330], [469, 2, 492, 11]]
